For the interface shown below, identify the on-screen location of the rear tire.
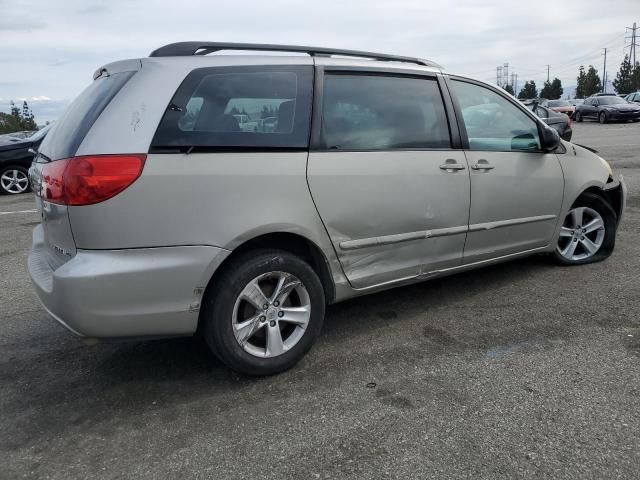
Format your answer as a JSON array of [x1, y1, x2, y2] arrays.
[[553, 193, 616, 266], [201, 249, 325, 376]]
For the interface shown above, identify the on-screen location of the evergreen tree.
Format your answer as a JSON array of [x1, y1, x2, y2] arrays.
[[3, 99, 39, 132], [540, 78, 563, 99], [631, 61, 640, 92], [583, 66, 601, 97], [0, 112, 22, 134], [613, 55, 634, 94], [549, 78, 563, 99], [10, 101, 21, 123], [21, 101, 37, 130], [575, 66, 587, 98], [540, 81, 552, 99], [517, 80, 538, 99], [503, 84, 514, 95]]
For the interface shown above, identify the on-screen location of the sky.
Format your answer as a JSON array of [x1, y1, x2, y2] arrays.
[[0, 0, 637, 123]]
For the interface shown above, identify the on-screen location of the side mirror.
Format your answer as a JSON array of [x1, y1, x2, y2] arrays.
[[540, 124, 561, 152]]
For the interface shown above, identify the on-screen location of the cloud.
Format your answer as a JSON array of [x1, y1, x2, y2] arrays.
[[78, 4, 110, 15], [0, 0, 636, 118], [0, 18, 46, 31]]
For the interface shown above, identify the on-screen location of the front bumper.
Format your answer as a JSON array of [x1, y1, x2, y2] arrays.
[[605, 110, 640, 120], [603, 174, 627, 226], [28, 225, 230, 339]]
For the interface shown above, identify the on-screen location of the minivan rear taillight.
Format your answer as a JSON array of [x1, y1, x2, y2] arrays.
[[39, 154, 146, 206]]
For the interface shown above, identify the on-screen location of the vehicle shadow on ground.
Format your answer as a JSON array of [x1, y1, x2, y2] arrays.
[[0, 254, 615, 453], [97, 254, 554, 378]]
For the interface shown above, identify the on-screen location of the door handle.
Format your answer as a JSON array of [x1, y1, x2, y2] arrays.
[[470, 160, 494, 171], [439, 160, 466, 172]]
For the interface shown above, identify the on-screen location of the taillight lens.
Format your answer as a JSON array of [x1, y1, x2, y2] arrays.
[[39, 154, 146, 206]]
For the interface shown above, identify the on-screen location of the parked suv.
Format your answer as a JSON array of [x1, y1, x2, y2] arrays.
[[29, 42, 627, 375]]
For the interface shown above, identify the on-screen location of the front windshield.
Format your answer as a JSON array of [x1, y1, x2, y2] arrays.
[[599, 97, 626, 105], [548, 100, 570, 107]]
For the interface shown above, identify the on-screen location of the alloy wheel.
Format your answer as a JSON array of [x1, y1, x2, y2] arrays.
[[0, 169, 29, 194], [557, 207, 605, 261], [232, 271, 311, 358]]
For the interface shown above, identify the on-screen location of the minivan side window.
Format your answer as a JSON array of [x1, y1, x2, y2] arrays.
[[450, 80, 541, 152], [320, 74, 451, 150], [151, 65, 313, 151]]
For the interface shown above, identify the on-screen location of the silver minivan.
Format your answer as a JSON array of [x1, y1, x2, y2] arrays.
[[29, 42, 626, 375]]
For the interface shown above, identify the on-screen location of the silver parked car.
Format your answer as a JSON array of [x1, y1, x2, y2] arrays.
[[29, 42, 627, 375]]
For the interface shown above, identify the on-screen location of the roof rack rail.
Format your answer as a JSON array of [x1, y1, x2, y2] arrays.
[[149, 42, 442, 68]]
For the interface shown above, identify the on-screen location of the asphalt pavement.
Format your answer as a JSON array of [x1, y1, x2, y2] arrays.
[[1, 121, 639, 479]]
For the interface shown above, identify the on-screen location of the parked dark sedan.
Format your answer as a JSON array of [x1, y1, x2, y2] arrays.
[[575, 96, 640, 124], [0, 124, 51, 195], [526, 103, 573, 141]]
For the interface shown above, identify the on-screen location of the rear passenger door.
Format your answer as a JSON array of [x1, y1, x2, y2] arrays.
[[307, 67, 470, 289]]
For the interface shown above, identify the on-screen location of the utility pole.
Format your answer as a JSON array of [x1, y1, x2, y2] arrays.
[[546, 65, 550, 83], [504, 63, 509, 89], [602, 48, 607, 93], [626, 22, 638, 66]]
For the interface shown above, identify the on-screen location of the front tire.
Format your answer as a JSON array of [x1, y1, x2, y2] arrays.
[[575, 111, 583, 122], [599, 112, 607, 124], [554, 193, 616, 265], [0, 166, 30, 195], [201, 249, 325, 376]]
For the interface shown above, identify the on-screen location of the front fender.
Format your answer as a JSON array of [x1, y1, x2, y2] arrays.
[[550, 142, 613, 248]]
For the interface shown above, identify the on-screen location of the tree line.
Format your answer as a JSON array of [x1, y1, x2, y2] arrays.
[[511, 54, 640, 100], [0, 100, 38, 134]]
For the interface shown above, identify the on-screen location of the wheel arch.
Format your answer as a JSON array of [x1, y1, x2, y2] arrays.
[[575, 181, 623, 222], [197, 231, 336, 331]]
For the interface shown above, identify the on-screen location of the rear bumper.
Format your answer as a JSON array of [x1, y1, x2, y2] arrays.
[[28, 225, 230, 339]]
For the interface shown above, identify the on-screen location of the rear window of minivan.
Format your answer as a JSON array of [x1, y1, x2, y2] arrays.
[[151, 65, 313, 152], [39, 71, 135, 161]]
